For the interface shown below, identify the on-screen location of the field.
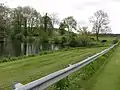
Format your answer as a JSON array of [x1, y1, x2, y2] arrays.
[[0, 47, 106, 90]]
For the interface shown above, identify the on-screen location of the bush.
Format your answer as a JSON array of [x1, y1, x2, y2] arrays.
[[112, 38, 118, 44], [54, 37, 60, 45], [55, 77, 70, 90], [69, 37, 78, 47], [60, 36, 68, 48], [77, 36, 91, 47]]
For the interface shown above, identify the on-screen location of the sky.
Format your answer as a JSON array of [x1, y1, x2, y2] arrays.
[[1, 0, 120, 33]]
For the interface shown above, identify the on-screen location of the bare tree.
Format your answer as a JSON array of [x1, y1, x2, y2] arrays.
[[89, 10, 110, 41], [78, 26, 91, 36], [50, 13, 59, 28]]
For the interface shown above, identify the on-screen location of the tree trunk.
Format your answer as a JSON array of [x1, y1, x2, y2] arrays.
[[24, 18, 27, 55], [96, 33, 99, 41], [0, 41, 4, 55], [12, 39, 21, 56], [23, 42, 27, 55]]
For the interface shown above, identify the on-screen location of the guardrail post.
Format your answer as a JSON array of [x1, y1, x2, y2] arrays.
[[13, 82, 25, 90]]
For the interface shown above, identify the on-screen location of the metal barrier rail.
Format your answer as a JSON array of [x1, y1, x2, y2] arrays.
[[13, 43, 118, 90]]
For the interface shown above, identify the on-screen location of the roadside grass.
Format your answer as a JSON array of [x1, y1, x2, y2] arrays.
[[0, 47, 106, 90], [54, 42, 117, 90], [89, 44, 120, 90]]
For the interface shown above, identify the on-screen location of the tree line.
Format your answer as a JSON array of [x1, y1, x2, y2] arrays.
[[0, 3, 111, 56]]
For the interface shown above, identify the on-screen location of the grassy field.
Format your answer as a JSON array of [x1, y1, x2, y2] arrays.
[[88, 44, 120, 90], [98, 36, 117, 42], [0, 47, 106, 90]]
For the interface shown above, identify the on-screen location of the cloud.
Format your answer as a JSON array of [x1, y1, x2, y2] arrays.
[[78, 20, 88, 26], [110, 0, 120, 2], [2, 0, 120, 33], [74, 5, 85, 10], [82, 1, 101, 6]]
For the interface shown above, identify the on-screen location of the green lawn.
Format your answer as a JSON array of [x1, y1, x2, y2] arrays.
[[88, 44, 120, 90], [0, 47, 106, 90]]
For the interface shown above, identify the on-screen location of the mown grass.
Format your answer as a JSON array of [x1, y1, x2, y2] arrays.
[[0, 47, 106, 90]]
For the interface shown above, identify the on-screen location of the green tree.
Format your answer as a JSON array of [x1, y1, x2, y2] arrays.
[[0, 3, 10, 55], [63, 16, 77, 38], [59, 21, 66, 35], [41, 13, 53, 33], [10, 6, 41, 55]]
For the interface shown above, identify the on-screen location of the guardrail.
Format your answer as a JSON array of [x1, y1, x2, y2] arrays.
[[13, 43, 119, 90]]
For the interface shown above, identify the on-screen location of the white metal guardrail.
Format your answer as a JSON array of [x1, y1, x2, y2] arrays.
[[13, 43, 118, 90]]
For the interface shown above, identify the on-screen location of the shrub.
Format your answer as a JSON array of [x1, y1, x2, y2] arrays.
[[69, 37, 78, 47], [77, 36, 91, 47], [112, 38, 118, 44], [55, 77, 70, 90], [60, 36, 68, 48]]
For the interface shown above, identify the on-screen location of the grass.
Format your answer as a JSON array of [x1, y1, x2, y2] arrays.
[[91, 35, 117, 43], [88, 44, 120, 90], [47, 41, 118, 90], [0, 47, 106, 90], [99, 36, 117, 43]]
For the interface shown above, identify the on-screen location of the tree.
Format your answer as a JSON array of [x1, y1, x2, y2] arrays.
[[89, 10, 110, 41], [59, 21, 66, 35], [50, 13, 59, 29], [63, 16, 77, 37], [41, 13, 53, 33], [0, 3, 10, 55], [10, 6, 41, 55], [78, 26, 91, 36]]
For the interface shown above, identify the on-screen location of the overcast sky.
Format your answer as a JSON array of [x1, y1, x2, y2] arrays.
[[1, 0, 120, 33]]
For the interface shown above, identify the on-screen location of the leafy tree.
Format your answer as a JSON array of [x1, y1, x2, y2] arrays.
[[10, 6, 41, 55], [0, 3, 10, 55], [41, 13, 53, 33], [59, 21, 66, 35], [89, 10, 110, 41], [63, 16, 77, 37]]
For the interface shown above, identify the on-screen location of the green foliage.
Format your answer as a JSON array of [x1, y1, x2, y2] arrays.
[[0, 3, 114, 57], [78, 36, 91, 46], [60, 36, 68, 48], [15, 33, 25, 42], [69, 36, 78, 47], [112, 38, 118, 44], [27, 36, 35, 44], [55, 77, 70, 90], [51, 37, 60, 45]]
